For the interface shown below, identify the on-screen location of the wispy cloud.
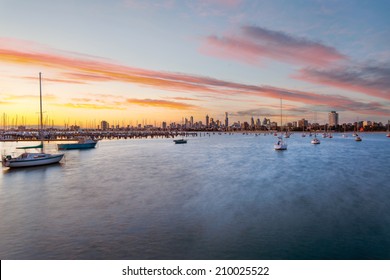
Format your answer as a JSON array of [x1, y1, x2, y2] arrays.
[[21, 75, 86, 84], [123, 0, 175, 10], [127, 98, 200, 110], [168, 96, 202, 101], [200, 25, 346, 66], [62, 103, 126, 110], [1, 38, 389, 116], [233, 104, 313, 118], [3, 94, 58, 102], [294, 63, 390, 101]]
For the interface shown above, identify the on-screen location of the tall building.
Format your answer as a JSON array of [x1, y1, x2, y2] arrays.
[[298, 118, 308, 128], [101, 120, 109, 130], [328, 111, 339, 126], [206, 114, 209, 128], [225, 112, 229, 128]]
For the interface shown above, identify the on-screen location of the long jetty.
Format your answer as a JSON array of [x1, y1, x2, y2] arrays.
[[0, 130, 200, 141]]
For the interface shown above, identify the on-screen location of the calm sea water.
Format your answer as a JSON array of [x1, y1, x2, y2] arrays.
[[1, 133, 390, 260]]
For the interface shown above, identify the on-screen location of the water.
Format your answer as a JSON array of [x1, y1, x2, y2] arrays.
[[1, 133, 390, 259]]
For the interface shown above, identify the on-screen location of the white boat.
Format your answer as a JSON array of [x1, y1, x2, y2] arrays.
[[2, 152, 64, 167], [352, 122, 359, 137], [274, 99, 287, 150], [274, 136, 287, 150], [311, 134, 321, 144], [342, 125, 348, 138], [2, 73, 64, 168], [355, 135, 362, 141]]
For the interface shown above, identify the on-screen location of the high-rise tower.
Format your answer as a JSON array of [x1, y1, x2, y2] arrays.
[[328, 111, 339, 126]]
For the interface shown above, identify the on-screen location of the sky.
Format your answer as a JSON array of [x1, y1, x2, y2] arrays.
[[1, 0, 389, 127]]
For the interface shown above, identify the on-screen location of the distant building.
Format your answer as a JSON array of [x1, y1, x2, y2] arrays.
[[328, 111, 339, 126], [225, 112, 229, 128], [101, 120, 109, 130], [206, 114, 209, 128], [298, 118, 308, 128]]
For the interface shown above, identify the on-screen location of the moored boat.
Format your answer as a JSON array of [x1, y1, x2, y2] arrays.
[[2, 152, 64, 168], [274, 136, 287, 150], [2, 73, 64, 168], [173, 139, 187, 144], [57, 138, 98, 150], [311, 134, 321, 144], [274, 99, 287, 150]]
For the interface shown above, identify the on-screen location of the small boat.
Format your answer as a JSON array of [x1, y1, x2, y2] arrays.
[[2, 73, 64, 168], [58, 138, 98, 150], [386, 121, 390, 137], [173, 139, 187, 144], [311, 135, 321, 144], [355, 136, 362, 141], [274, 99, 287, 150], [274, 136, 287, 150]]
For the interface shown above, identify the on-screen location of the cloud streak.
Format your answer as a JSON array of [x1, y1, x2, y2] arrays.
[[1, 38, 389, 116], [62, 103, 126, 110], [201, 25, 346, 66], [294, 63, 390, 101], [127, 98, 200, 110]]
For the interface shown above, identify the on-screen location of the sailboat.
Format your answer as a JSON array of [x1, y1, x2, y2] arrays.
[[274, 99, 287, 150], [352, 121, 358, 137], [353, 121, 362, 141], [386, 120, 390, 137], [342, 125, 348, 138], [311, 132, 321, 144], [2, 73, 64, 168]]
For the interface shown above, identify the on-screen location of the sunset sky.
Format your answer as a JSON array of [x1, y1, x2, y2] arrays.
[[1, 0, 389, 127]]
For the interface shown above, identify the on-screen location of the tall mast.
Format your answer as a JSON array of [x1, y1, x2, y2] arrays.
[[280, 98, 282, 132], [39, 72, 44, 152]]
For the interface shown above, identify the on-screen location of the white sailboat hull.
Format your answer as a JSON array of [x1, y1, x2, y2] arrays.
[[274, 143, 287, 150], [2, 153, 64, 168]]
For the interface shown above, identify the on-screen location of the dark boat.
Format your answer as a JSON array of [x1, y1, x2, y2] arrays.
[[173, 139, 187, 144], [57, 138, 98, 150]]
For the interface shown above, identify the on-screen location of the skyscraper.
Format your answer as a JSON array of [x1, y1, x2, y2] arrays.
[[225, 112, 229, 128], [206, 114, 209, 128], [328, 111, 339, 126]]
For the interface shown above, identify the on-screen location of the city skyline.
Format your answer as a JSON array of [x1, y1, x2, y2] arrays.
[[1, 1, 390, 125], [2, 109, 387, 131]]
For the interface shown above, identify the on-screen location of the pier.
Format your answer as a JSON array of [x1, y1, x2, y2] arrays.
[[0, 129, 199, 142]]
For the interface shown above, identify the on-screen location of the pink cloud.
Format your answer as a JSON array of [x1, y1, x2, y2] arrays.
[[1, 38, 389, 116], [201, 26, 346, 66], [294, 65, 390, 101], [126, 98, 200, 110]]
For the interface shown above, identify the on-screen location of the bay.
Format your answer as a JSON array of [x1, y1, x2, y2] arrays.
[[1, 133, 389, 259]]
